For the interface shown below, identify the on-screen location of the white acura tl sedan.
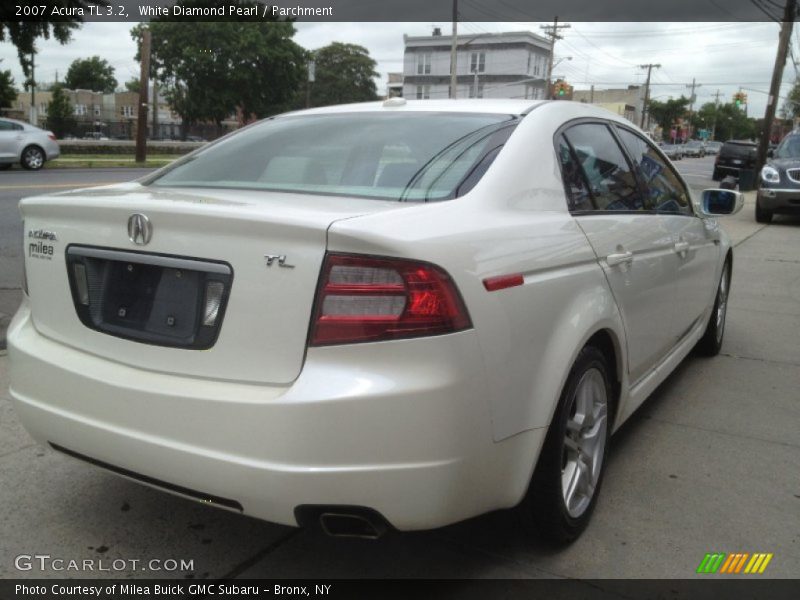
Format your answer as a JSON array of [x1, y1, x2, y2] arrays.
[[8, 99, 742, 543]]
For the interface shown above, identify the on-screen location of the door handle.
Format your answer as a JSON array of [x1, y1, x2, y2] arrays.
[[606, 251, 634, 267], [674, 241, 690, 254]]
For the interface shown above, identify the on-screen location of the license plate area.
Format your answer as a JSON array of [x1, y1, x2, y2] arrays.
[[66, 246, 233, 349]]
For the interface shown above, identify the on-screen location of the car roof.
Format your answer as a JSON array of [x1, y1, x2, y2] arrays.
[[282, 99, 546, 118]]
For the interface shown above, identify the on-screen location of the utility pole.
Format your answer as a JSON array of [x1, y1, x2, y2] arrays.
[[541, 17, 570, 99], [757, 0, 796, 171], [306, 59, 315, 108], [151, 78, 158, 140], [711, 89, 722, 140], [450, 0, 458, 99], [686, 77, 701, 137], [639, 63, 660, 129], [135, 27, 151, 164], [29, 53, 36, 126]]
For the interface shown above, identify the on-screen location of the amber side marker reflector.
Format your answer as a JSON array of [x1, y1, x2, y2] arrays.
[[483, 273, 524, 292]]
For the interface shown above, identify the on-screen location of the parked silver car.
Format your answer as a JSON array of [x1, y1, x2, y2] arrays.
[[0, 118, 61, 170]]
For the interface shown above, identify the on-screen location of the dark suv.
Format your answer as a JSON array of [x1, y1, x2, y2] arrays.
[[712, 140, 757, 181], [756, 130, 800, 223]]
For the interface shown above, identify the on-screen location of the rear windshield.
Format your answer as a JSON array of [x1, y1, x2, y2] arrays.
[[722, 142, 756, 158], [148, 112, 517, 201]]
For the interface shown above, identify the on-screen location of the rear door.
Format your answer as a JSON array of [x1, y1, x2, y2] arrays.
[[558, 121, 677, 384]]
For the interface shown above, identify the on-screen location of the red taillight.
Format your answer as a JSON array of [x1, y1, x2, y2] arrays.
[[310, 253, 471, 346], [47, 132, 56, 141]]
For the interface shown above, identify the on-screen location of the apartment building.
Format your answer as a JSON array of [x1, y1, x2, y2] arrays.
[[403, 30, 552, 101]]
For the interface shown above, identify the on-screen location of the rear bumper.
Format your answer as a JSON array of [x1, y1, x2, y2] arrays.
[[7, 299, 543, 530], [714, 164, 747, 177], [757, 188, 800, 213]]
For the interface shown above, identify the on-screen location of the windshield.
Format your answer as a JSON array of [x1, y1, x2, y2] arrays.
[[148, 112, 516, 201], [775, 135, 800, 159]]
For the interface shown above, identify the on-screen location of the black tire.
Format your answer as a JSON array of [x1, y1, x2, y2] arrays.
[[712, 168, 721, 181], [519, 345, 613, 544], [755, 199, 773, 224], [21, 145, 45, 170], [697, 260, 731, 356]]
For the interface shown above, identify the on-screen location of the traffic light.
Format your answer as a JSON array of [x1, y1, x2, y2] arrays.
[[733, 91, 747, 108], [551, 80, 572, 100]]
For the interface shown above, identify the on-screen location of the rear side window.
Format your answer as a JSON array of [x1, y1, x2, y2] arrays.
[[616, 127, 691, 215], [562, 123, 643, 211], [149, 112, 516, 202]]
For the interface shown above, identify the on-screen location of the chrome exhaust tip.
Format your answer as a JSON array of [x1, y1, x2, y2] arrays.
[[319, 512, 387, 539]]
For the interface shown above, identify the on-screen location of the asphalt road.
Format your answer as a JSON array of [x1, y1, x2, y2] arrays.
[[0, 159, 798, 582]]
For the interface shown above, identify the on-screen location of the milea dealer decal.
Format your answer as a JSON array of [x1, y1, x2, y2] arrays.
[[28, 229, 57, 260]]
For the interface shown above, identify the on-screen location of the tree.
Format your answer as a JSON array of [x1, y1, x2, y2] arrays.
[[64, 56, 117, 92], [132, 1, 306, 136], [691, 101, 756, 141], [781, 78, 800, 120], [308, 42, 379, 108], [0, 2, 107, 85], [46, 83, 75, 138], [124, 77, 140, 94], [647, 96, 690, 131], [0, 65, 16, 108]]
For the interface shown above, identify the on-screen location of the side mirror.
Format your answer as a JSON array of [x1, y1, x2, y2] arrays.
[[767, 148, 774, 158], [698, 189, 744, 217]]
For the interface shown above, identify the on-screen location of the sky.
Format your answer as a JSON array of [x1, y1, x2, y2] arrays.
[[0, 21, 796, 118]]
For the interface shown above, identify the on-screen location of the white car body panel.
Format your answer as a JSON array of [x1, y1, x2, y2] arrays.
[[7, 99, 733, 531]]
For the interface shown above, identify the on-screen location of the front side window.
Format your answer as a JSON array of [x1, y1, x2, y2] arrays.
[[149, 112, 517, 202], [562, 123, 643, 211], [616, 127, 691, 215]]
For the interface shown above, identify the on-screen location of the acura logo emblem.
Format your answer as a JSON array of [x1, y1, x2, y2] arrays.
[[127, 213, 152, 246]]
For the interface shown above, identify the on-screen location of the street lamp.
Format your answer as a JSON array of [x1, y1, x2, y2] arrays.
[[552, 56, 573, 71]]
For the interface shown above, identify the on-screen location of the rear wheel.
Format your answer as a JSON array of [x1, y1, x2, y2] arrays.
[[520, 346, 612, 544], [697, 260, 731, 356], [712, 168, 721, 181], [755, 199, 773, 224], [21, 145, 45, 170]]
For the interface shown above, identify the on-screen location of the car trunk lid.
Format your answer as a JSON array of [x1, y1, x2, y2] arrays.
[[20, 182, 400, 384]]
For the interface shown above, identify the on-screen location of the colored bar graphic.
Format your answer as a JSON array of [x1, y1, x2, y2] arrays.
[[697, 553, 726, 574], [697, 552, 773, 575]]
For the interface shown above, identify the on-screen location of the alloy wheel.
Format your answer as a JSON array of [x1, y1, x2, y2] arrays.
[[561, 367, 608, 518]]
